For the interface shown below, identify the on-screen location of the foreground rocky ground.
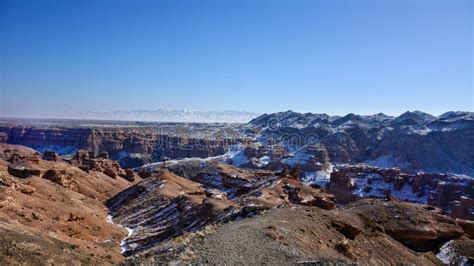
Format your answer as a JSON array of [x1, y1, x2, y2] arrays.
[[0, 143, 473, 264], [126, 200, 474, 265], [0, 144, 139, 264]]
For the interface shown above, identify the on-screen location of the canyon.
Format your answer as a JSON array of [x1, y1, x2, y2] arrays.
[[0, 110, 473, 264], [1, 110, 472, 175]]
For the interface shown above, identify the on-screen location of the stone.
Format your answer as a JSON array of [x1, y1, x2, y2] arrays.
[[205, 188, 227, 200], [42, 151, 61, 162], [331, 220, 362, 239], [120, 168, 135, 182], [32, 212, 44, 221], [42, 169, 78, 191], [138, 171, 152, 179], [8, 164, 41, 178], [456, 219, 474, 238], [98, 151, 109, 159], [103, 168, 117, 179], [16, 184, 36, 195]]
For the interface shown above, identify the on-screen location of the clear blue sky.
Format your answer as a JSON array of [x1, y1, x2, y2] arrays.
[[1, 0, 472, 118]]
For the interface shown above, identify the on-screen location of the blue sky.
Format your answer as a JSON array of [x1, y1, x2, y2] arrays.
[[1, 0, 472, 118]]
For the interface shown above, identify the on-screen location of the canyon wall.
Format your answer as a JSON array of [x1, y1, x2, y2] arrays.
[[0, 125, 244, 168]]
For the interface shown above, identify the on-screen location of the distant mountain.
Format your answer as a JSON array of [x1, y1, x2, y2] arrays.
[[245, 110, 474, 175], [391, 110, 436, 127], [78, 109, 260, 123]]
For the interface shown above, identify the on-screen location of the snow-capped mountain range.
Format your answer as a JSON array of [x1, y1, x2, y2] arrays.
[[78, 109, 260, 123]]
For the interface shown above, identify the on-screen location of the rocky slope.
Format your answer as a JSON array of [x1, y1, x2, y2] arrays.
[[106, 162, 335, 256], [245, 110, 474, 175], [128, 199, 474, 265], [0, 144, 138, 264]]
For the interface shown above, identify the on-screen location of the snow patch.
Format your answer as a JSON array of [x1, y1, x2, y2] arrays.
[[120, 227, 136, 254], [436, 240, 469, 265], [367, 155, 411, 170], [301, 164, 334, 187], [35, 145, 78, 155], [352, 174, 428, 204], [106, 214, 136, 254]]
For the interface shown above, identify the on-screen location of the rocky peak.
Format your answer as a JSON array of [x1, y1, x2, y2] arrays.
[[392, 110, 436, 126]]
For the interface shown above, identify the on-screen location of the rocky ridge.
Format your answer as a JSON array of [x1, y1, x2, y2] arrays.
[[106, 162, 335, 256], [245, 110, 474, 175], [127, 199, 474, 265]]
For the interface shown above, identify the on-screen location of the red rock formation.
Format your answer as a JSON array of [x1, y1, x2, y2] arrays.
[[42, 150, 61, 161], [327, 169, 355, 204], [329, 165, 473, 220], [0, 125, 244, 168]]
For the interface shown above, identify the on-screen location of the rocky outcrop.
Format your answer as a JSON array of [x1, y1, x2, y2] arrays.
[[7, 164, 41, 178], [456, 219, 474, 238], [327, 165, 474, 220], [345, 199, 465, 252], [42, 169, 78, 191], [68, 150, 137, 181], [327, 169, 356, 204], [42, 150, 61, 161], [0, 143, 140, 264]]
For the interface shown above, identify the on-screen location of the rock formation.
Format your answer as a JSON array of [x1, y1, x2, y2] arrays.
[[107, 162, 336, 256], [327, 165, 474, 220], [0, 143, 139, 264], [0, 122, 246, 169]]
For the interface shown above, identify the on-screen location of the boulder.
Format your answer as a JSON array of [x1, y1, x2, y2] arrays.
[[42, 151, 61, 162], [310, 195, 336, 210], [103, 168, 117, 179], [8, 164, 41, 178], [205, 188, 227, 200], [98, 151, 109, 159], [456, 219, 474, 239], [42, 169, 78, 191], [138, 171, 153, 179], [121, 168, 135, 182], [345, 199, 464, 252], [328, 169, 354, 204], [78, 165, 90, 173], [16, 184, 36, 195], [331, 220, 362, 239]]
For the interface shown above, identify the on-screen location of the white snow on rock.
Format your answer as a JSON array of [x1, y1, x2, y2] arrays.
[[283, 148, 312, 166], [106, 214, 136, 254], [366, 155, 411, 170], [120, 227, 136, 254], [436, 240, 469, 265], [352, 174, 428, 204], [301, 171, 331, 187]]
